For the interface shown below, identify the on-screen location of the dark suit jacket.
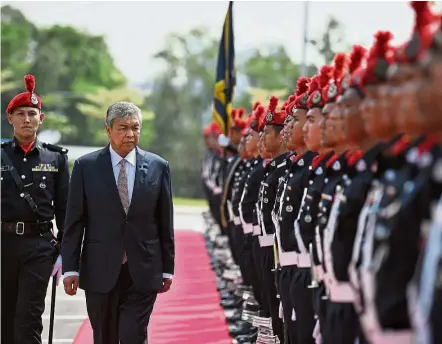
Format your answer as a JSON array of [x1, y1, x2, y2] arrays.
[[61, 145, 174, 294]]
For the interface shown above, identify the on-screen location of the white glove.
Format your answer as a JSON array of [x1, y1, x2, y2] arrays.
[[51, 255, 62, 286], [217, 134, 230, 147]]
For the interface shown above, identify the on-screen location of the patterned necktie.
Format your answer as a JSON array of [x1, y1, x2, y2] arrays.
[[117, 159, 130, 214]]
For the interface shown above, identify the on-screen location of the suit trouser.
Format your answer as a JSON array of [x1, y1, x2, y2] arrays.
[[237, 229, 253, 286], [85, 263, 157, 344], [323, 302, 359, 344], [289, 267, 316, 344], [279, 266, 299, 344], [1, 233, 56, 344], [260, 245, 284, 342], [252, 236, 268, 314]]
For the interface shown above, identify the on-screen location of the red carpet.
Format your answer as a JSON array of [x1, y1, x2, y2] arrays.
[[73, 230, 231, 344]]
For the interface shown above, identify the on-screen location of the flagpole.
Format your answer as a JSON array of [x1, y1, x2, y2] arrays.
[[301, 1, 310, 76]]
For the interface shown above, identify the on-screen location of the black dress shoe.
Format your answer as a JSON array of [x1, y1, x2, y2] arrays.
[[225, 310, 242, 323], [235, 331, 258, 343], [228, 321, 254, 337], [221, 297, 243, 309]]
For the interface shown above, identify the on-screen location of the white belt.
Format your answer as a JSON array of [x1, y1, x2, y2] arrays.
[[259, 234, 274, 247], [371, 330, 413, 344], [253, 225, 261, 236], [233, 216, 241, 225], [242, 223, 254, 234], [279, 251, 298, 267], [329, 282, 354, 303], [297, 253, 311, 267]]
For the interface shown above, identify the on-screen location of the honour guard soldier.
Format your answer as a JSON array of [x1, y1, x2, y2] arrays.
[[239, 105, 270, 317], [258, 96, 291, 342], [290, 71, 334, 344], [1, 74, 70, 344], [364, 3, 442, 343], [275, 77, 319, 344]]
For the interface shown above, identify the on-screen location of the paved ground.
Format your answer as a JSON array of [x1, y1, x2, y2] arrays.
[[42, 205, 208, 343]]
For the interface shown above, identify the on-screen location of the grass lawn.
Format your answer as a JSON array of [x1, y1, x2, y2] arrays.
[[173, 197, 207, 207]]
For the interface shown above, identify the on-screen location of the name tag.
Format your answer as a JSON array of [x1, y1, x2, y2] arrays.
[[32, 163, 58, 172], [1, 165, 9, 171]]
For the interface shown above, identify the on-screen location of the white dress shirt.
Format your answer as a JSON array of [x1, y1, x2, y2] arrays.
[[63, 145, 173, 280]]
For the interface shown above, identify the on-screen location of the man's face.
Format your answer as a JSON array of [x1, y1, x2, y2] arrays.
[[281, 116, 294, 148], [8, 107, 44, 139], [288, 108, 307, 151], [246, 130, 259, 156], [259, 131, 271, 159], [341, 89, 364, 144], [303, 108, 324, 151], [263, 125, 281, 156], [230, 129, 242, 145], [322, 102, 345, 148], [106, 115, 140, 156]]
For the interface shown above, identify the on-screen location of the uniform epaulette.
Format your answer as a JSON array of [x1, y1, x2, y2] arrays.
[[42, 142, 68, 154]]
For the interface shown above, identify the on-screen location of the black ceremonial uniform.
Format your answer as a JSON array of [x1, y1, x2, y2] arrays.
[[290, 151, 333, 344], [308, 152, 348, 343], [370, 137, 442, 341], [274, 151, 317, 344], [1, 137, 69, 344], [326, 144, 386, 344], [238, 157, 268, 313], [258, 152, 290, 341]]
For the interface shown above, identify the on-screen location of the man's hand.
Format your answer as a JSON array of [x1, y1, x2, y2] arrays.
[[63, 276, 79, 296], [51, 256, 63, 285], [158, 278, 172, 293]]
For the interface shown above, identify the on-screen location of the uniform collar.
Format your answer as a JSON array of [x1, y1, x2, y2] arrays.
[[109, 144, 137, 168], [12, 136, 42, 154]]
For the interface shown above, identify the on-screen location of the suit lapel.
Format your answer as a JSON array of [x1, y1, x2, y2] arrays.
[[128, 148, 149, 214], [99, 145, 126, 216]]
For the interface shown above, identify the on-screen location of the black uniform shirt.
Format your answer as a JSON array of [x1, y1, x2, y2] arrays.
[[232, 159, 254, 218], [239, 157, 265, 226], [260, 152, 291, 235], [331, 144, 387, 282], [277, 151, 318, 252], [296, 151, 334, 259], [1, 137, 69, 239]]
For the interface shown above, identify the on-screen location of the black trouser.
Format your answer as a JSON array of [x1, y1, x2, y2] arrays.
[[1, 232, 56, 344], [289, 267, 316, 344], [260, 245, 284, 342], [85, 263, 157, 344], [238, 232, 254, 287], [251, 236, 266, 311], [279, 266, 298, 344], [323, 301, 359, 344]]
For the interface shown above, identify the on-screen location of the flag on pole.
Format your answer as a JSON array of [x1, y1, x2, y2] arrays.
[[212, 1, 236, 136]]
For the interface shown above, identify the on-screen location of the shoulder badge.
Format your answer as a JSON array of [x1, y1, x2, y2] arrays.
[[43, 143, 68, 154]]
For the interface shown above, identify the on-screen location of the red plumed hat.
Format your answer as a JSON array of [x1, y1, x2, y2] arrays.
[[338, 45, 367, 93], [293, 77, 311, 110], [257, 105, 268, 132], [6, 74, 42, 114], [264, 96, 286, 125], [308, 66, 332, 108], [285, 94, 298, 118], [362, 31, 394, 86], [323, 53, 348, 103], [231, 108, 247, 130], [395, 1, 439, 64]]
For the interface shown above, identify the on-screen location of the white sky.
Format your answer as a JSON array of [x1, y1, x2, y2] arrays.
[[3, 1, 439, 84]]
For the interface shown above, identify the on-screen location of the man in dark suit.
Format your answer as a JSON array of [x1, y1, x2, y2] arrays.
[[61, 101, 175, 344]]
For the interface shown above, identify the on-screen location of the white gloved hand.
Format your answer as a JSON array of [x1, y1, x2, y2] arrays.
[[217, 134, 230, 147], [51, 255, 62, 286]]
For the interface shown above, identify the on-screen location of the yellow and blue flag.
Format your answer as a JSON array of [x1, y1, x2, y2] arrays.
[[212, 1, 236, 135]]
